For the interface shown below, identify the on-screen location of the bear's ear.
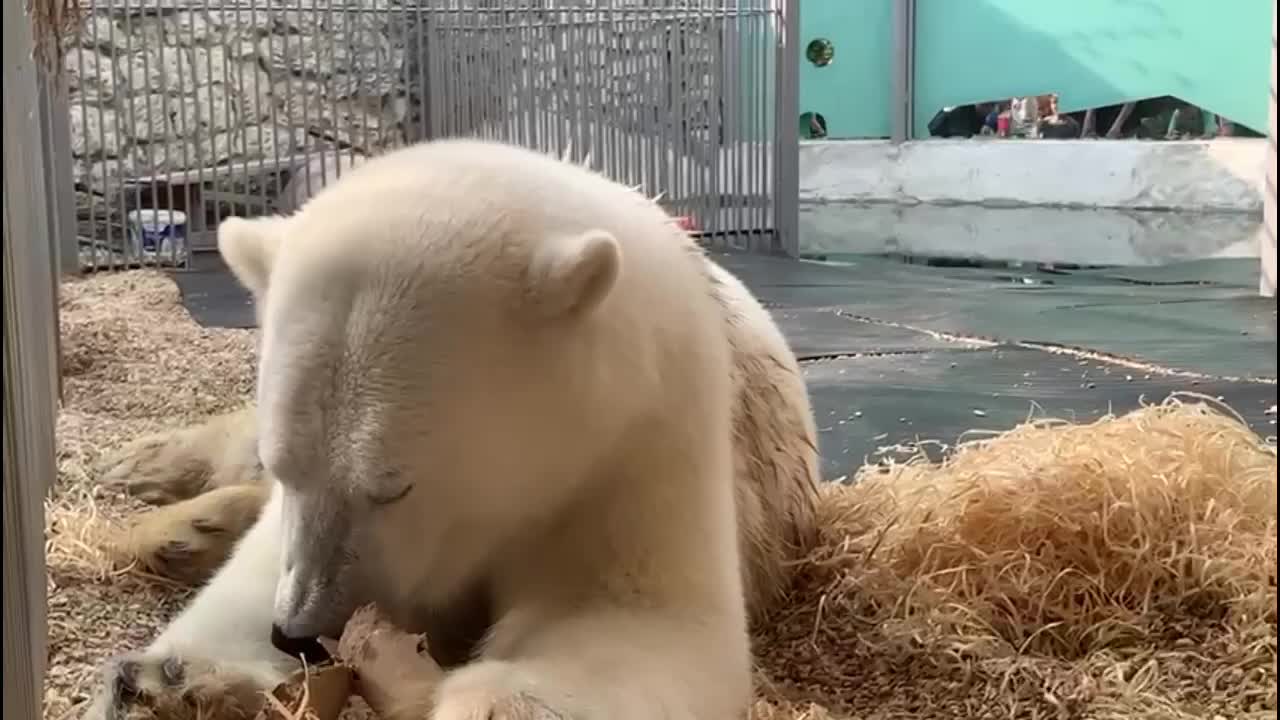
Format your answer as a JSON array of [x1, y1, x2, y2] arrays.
[[218, 215, 287, 298], [526, 230, 622, 319]]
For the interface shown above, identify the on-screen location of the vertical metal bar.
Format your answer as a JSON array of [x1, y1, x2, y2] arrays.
[[536, 7, 549, 154], [463, 0, 476, 138], [216, 6, 235, 230], [566, 4, 580, 161], [747, 0, 752, 245], [551, 7, 563, 156], [890, 0, 916, 144], [38, 67, 80, 275], [324, 0, 337, 190], [621, 6, 634, 187], [423, 2, 436, 140], [484, 0, 493, 141], [749, 0, 763, 245], [319, 0, 333, 196], [647, 3, 662, 197], [122, 5, 147, 267], [507, 3, 522, 146], [194, 0, 214, 251], [604, 2, 615, 177], [2, 213, 57, 720], [571, 3, 582, 160], [292, 0, 311, 200], [106, 12, 130, 268], [450, 0, 462, 139], [276, 3, 295, 203], [506, 2, 522, 146], [671, 2, 687, 220], [395, 0, 409, 146], [151, 3, 178, 268], [35, 70, 68, 397], [635, 6, 648, 190], [758, 0, 770, 244], [1262, 3, 1276, 298], [707, 1, 724, 237], [734, 0, 747, 247], [416, 3, 431, 141], [73, 29, 98, 272], [706, 0, 716, 235], [671, 2, 683, 215], [2, 1, 57, 714], [457, 0, 468, 139], [484, 1, 495, 142], [589, 1, 607, 174], [654, 0, 669, 207], [476, 0, 487, 139], [359, 0, 372, 163], [772, 0, 799, 256], [174, 5, 196, 254], [136, 12, 160, 267], [247, 0, 272, 214]]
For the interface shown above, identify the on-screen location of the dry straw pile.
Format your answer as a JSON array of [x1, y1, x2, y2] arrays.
[[752, 394, 1277, 720], [45, 271, 1277, 720]]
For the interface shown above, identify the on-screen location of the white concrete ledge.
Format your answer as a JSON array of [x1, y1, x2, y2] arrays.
[[800, 202, 1262, 267], [799, 138, 1267, 215]]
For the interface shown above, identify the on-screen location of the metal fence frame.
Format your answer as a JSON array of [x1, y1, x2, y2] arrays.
[[4, 0, 62, 717], [1263, 2, 1276, 298], [44, 0, 802, 271]]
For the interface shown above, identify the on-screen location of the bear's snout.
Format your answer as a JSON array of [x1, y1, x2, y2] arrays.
[[269, 623, 332, 664]]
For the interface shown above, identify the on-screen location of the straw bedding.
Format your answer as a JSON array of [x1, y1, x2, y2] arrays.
[[45, 270, 1278, 720]]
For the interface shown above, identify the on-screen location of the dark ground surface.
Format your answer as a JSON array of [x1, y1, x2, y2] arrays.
[[174, 251, 1277, 480]]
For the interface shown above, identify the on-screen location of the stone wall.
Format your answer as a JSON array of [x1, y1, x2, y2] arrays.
[[66, 0, 411, 213]]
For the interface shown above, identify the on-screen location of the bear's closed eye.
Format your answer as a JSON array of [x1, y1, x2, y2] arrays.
[[368, 484, 414, 506]]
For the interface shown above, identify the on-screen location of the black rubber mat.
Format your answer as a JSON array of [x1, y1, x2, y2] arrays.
[[171, 251, 1276, 480], [172, 253, 257, 329], [719, 253, 1277, 380], [805, 344, 1276, 479]]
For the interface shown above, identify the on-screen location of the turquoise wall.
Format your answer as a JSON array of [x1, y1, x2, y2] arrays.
[[797, 0, 1274, 140], [798, 0, 894, 139]]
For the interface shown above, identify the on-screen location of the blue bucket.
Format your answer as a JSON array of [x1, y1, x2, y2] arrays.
[[127, 209, 188, 263]]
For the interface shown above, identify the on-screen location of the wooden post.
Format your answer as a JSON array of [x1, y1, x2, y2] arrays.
[[1263, 5, 1276, 297], [3, 0, 60, 712]]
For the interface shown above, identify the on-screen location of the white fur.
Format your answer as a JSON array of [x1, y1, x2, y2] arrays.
[[146, 484, 293, 688], [138, 139, 752, 719]]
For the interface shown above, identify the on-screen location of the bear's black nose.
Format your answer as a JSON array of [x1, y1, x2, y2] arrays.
[[270, 623, 332, 665]]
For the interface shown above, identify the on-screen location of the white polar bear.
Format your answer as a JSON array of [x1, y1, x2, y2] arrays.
[[85, 139, 822, 720]]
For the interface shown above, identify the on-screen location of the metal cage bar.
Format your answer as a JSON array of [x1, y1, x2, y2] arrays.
[[1263, 3, 1276, 298], [59, 0, 800, 270]]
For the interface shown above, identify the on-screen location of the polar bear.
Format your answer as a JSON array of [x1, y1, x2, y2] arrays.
[[85, 139, 821, 720]]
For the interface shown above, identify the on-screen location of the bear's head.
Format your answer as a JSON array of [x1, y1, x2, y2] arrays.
[[218, 140, 707, 642]]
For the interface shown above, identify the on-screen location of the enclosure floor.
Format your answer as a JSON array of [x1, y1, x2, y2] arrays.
[[46, 272, 259, 720], [45, 269, 1277, 720]]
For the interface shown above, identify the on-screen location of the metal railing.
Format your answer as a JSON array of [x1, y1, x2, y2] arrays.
[[53, 0, 799, 272]]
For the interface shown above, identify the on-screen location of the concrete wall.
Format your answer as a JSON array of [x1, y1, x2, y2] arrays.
[[801, 202, 1263, 268], [798, 138, 1269, 265], [799, 138, 1267, 213]]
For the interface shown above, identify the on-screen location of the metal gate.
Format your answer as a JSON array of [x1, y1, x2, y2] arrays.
[[56, 0, 800, 272], [413, 0, 800, 256]]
